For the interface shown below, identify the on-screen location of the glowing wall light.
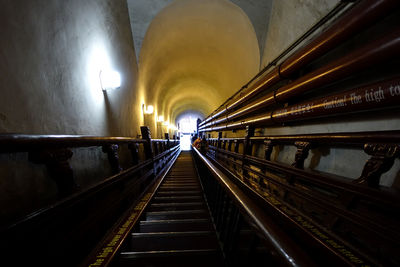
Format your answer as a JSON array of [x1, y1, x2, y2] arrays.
[[163, 121, 169, 126], [143, 105, 154, 114], [100, 70, 121, 90], [157, 116, 164, 122]]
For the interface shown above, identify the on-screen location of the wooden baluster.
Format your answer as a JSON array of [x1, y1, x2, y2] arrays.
[[264, 140, 274, 161], [153, 142, 159, 156], [217, 132, 222, 149], [292, 141, 311, 169], [242, 126, 255, 181], [260, 140, 274, 189], [29, 148, 76, 197], [165, 133, 170, 149], [244, 126, 255, 156], [141, 126, 155, 176], [102, 144, 122, 174], [222, 140, 227, 150], [234, 140, 239, 153], [354, 143, 400, 188], [228, 140, 233, 152], [232, 140, 240, 173], [216, 132, 222, 160], [128, 142, 140, 165], [141, 126, 153, 160]]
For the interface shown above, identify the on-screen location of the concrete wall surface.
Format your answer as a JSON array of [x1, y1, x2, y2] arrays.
[[0, 0, 142, 226], [261, 0, 339, 67], [0, 0, 140, 137]]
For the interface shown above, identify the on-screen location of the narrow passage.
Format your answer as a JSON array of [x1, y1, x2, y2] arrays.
[[118, 151, 223, 267]]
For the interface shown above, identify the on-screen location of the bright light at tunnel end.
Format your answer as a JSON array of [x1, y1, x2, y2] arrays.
[[100, 70, 121, 91]]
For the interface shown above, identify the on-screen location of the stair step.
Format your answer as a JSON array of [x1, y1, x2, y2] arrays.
[[148, 202, 205, 211], [161, 184, 199, 187], [119, 249, 222, 267], [163, 179, 198, 182], [163, 179, 197, 182], [166, 177, 197, 180], [156, 190, 202, 196], [158, 186, 200, 191], [153, 196, 203, 203], [139, 219, 213, 232], [145, 209, 208, 220], [160, 184, 199, 187], [129, 231, 219, 251]]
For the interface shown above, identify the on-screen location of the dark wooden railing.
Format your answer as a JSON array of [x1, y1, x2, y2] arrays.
[[201, 0, 400, 127], [199, 131, 400, 266], [193, 146, 316, 267], [0, 127, 180, 266], [196, 2, 400, 265], [199, 0, 400, 131]]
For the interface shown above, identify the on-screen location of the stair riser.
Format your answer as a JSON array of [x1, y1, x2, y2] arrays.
[[153, 196, 203, 203], [148, 204, 205, 212], [130, 234, 219, 251], [145, 211, 208, 220], [119, 251, 221, 267], [158, 187, 200, 191], [139, 221, 213, 232]]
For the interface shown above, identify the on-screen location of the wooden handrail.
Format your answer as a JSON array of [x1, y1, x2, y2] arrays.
[[204, 129, 400, 265], [0, 134, 146, 152], [0, 131, 181, 266], [200, 76, 400, 131], [192, 146, 316, 267], [200, 0, 400, 128], [82, 147, 181, 267], [208, 130, 400, 145]]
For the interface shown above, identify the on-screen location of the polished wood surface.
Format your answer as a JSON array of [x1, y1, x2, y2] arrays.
[[0, 132, 180, 266], [203, 131, 400, 266]]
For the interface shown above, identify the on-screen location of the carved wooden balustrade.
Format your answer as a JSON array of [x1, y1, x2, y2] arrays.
[[203, 130, 400, 266], [195, 1, 400, 265], [0, 127, 180, 266]]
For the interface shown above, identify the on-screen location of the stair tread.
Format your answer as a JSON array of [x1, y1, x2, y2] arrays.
[[146, 209, 207, 214], [156, 190, 202, 195], [153, 196, 202, 200], [118, 152, 222, 266], [140, 218, 210, 224], [150, 202, 203, 207], [131, 231, 214, 237], [120, 249, 219, 258]]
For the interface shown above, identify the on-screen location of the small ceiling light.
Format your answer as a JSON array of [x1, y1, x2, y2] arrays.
[[143, 105, 154, 114], [157, 116, 164, 122], [100, 70, 121, 90]]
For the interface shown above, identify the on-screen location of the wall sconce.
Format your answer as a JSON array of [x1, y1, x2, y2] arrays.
[[163, 121, 169, 126], [157, 116, 164, 122], [143, 104, 154, 114], [100, 70, 121, 90]]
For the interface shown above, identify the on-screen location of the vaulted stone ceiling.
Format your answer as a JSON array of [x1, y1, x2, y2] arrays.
[[127, 0, 272, 61], [130, 0, 262, 135]]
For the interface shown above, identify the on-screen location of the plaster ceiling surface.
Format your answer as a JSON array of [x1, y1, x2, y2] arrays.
[[137, 0, 260, 124], [127, 0, 272, 63]]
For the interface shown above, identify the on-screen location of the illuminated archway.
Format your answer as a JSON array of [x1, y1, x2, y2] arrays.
[[138, 0, 260, 137]]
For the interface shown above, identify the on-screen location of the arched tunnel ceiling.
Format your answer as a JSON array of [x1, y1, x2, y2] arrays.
[[127, 0, 273, 61], [137, 0, 260, 124]]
